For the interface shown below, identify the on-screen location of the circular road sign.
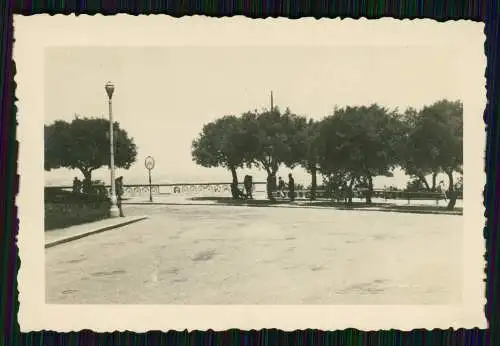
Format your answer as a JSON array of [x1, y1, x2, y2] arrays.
[[144, 156, 155, 170]]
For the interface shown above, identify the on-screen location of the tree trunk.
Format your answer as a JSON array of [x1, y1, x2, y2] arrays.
[[310, 165, 317, 200], [230, 166, 239, 199], [418, 174, 430, 191], [347, 177, 355, 205], [230, 167, 238, 185], [365, 174, 373, 204], [266, 171, 277, 201], [431, 172, 438, 192], [81, 169, 92, 194], [446, 170, 457, 210]]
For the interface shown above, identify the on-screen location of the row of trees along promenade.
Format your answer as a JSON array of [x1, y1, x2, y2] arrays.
[[191, 100, 463, 210], [44, 99, 462, 212]]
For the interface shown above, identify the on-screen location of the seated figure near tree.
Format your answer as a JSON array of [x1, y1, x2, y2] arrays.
[[278, 177, 286, 198], [231, 181, 246, 199]]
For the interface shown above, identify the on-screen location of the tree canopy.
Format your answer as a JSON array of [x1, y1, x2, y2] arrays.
[[241, 108, 307, 175], [190, 99, 463, 209], [191, 115, 251, 186], [241, 108, 308, 198], [411, 100, 462, 174], [44, 116, 138, 185], [316, 104, 404, 203], [399, 100, 463, 208], [397, 107, 438, 191]]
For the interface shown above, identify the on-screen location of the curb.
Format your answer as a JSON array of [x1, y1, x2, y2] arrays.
[[45, 216, 148, 249], [123, 202, 215, 206], [347, 208, 462, 216], [269, 204, 462, 216]]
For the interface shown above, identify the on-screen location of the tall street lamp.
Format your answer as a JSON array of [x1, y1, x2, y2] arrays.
[[105, 81, 120, 218]]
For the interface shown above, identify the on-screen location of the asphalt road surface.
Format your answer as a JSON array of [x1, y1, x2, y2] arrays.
[[46, 205, 462, 304]]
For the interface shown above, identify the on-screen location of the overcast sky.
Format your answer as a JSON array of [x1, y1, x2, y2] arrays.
[[44, 45, 463, 188]]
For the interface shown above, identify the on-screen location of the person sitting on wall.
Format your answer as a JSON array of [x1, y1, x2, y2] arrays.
[[437, 181, 447, 201], [231, 181, 246, 199]]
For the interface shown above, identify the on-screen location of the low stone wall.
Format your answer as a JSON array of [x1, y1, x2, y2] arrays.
[[44, 188, 111, 230]]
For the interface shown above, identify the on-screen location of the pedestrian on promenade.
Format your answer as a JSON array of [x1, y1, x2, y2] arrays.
[[72, 177, 81, 194], [244, 175, 253, 199], [438, 180, 447, 201], [115, 176, 125, 217], [288, 173, 295, 202], [278, 177, 286, 198]]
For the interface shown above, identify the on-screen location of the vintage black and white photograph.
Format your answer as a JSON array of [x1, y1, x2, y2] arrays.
[[15, 16, 485, 331]]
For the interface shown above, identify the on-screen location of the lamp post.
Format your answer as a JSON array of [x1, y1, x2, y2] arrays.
[[144, 156, 155, 202], [105, 81, 120, 218]]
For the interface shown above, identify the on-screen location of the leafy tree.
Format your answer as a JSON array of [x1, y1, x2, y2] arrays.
[[401, 100, 463, 209], [241, 108, 307, 199], [192, 115, 251, 198], [316, 104, 404, 204], [298, 119, 321, 200], [399, 107, 440, 191], [45, 116, 138, 191]]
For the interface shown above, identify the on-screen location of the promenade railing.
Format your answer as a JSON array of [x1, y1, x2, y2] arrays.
[[45, 184, 462, 204], [45, 182, 268, 198]]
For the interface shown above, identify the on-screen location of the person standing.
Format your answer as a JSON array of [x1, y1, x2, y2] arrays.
[[244, 175, 253, 199], [72, 177, 81, 194], [288, 173, 295, 201], [278, 177, 286, 198], [115, 176, 125, 217], [267, 174, 275, 200]]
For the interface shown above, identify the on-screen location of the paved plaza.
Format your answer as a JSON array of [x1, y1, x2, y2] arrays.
[[46, 204, 462, 304]]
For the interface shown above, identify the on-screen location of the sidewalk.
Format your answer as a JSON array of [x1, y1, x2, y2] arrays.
[[45, 215, 148, 248]]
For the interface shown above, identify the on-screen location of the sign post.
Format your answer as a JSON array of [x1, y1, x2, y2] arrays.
[[144, 156, 155, 202]]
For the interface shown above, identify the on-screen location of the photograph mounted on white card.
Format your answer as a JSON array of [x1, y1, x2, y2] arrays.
[[14, 14, 486, 332]]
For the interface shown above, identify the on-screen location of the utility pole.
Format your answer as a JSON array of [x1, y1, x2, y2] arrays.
[[270, 90, 274, 111]]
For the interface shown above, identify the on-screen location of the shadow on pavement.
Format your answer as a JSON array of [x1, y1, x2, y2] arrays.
[[189, 197, 463, 215]]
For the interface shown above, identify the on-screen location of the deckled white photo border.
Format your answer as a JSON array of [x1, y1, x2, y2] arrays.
[[14, 15, 487, 332]]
